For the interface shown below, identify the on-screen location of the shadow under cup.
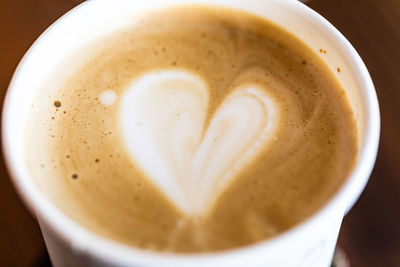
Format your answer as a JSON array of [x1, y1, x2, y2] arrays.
[[2, 0, 379, 266]]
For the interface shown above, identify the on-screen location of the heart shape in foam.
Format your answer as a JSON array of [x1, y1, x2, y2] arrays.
[[120, 70, 279, 217]]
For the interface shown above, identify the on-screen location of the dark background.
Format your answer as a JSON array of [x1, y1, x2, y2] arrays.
[[1, 0, 399, 266]]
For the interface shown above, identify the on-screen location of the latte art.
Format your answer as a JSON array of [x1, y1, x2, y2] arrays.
[[25, 6, 357, 252], [120, 70, 279, 216]]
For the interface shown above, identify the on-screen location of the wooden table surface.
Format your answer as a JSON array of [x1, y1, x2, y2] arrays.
[[1, 1, 399, 266]]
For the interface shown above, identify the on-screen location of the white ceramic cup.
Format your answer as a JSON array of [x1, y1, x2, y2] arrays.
[[2, 0, 380, 266]]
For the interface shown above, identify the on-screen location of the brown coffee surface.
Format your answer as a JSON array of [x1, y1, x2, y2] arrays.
[[25, 6, 357, 252]]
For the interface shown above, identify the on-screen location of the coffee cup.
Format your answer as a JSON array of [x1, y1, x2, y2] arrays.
[[2, 0, 380, 266]]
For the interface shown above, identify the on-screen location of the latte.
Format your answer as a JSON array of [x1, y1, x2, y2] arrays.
[[25, 6, 357, 252]]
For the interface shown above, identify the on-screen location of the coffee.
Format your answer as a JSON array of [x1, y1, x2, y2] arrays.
[[25, 6, 357, 252]]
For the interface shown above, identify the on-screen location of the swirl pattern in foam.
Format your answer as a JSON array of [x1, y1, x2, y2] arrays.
[[120, 69, 279, 216]]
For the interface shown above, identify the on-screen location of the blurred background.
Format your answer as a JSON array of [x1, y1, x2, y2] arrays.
[[0, 0, 399, 266]]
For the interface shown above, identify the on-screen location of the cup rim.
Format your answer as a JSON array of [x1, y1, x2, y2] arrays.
[[2, 0, 380, 265]]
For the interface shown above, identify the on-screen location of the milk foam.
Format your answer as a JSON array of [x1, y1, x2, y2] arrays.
[[120, 70, 279, 216], [100, 90, 117, 106]]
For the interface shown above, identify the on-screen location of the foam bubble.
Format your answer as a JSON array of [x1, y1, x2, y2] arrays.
[[99, 90, 117, 106]]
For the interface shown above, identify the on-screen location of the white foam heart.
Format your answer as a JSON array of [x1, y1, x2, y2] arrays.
[[120, 70, 279, 217]]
